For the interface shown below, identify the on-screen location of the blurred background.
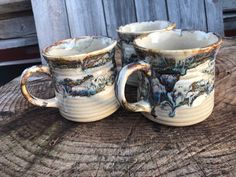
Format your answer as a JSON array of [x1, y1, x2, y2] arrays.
[[0, 0, 235, 86]]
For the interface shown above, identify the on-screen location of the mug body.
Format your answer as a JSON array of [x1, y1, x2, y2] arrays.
[[117, 21, 176, 86], [42, 36, 119, 122], [115, 30, 222, 126], [134, 30, 222, 126]]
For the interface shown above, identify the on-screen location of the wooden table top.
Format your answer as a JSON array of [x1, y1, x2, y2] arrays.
[[0, 39, 236, 177]]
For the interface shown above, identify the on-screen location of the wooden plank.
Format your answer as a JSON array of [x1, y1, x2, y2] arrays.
[[205, 0, 224, 35], [65, 0, 107, 37], [0, 0, 31, 14], [134, 0, 168, 22], [0, 10, 31, 20], [0, 58, 40, 66], [224, 12, 236, 19], [0, 0, 28, 5], [222, 0, 236, 11], [224, 18, 236, 30], [167, 0, 207, 31], [31, 0, 71, 64], [0, 44, 39, 61], [103, 0, 137, 38], [0, 13, 36, 39], [0, 35, 37, 49]]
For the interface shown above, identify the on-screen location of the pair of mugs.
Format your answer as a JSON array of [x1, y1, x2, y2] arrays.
[[20, 21, 222, 126]]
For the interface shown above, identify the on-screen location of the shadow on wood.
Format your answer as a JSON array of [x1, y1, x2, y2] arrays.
[[0, 39, 236, 176]]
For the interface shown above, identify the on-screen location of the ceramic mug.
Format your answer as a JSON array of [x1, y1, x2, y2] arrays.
[[116, 30, 222, 126], [21, 36, 120, 122], [117, 20, 176, 86]]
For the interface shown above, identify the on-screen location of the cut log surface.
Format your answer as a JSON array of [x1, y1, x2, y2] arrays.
[[0, 39, 236, 177]]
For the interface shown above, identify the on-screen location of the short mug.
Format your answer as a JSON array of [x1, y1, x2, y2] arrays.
[[117, 20, 176, 86], [116, 30, 222, 126], [21, 36, 120, 122]]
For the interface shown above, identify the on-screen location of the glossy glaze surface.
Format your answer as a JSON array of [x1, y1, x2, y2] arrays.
[[116, 30, 222, 126], [117, 21, 176, 86], [21, 36, 120, 122]]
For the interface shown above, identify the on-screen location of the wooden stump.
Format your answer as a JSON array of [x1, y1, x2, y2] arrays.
[[0, 39, 236, 177]]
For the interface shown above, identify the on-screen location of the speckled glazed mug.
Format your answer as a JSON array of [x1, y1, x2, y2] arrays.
[[117, 21, 176, 86], [21, 36, 120, 122], [116, 30, 222, 126]]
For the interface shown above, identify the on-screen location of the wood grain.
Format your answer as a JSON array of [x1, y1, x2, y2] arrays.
[[0, 0, 31, 15], [167, 0, 207, 31], [222, 0, 236, 11], [0, 34, 37, 49], [65, 0, 107, 37], [134, 0, 168, 22], [205, 0, 224, 35], [103, 0, 137, 38], [0, 12, 36, 39], [30, 0, 226, 57], [0, 39, 236, 176], [31, 0, 71, 64]]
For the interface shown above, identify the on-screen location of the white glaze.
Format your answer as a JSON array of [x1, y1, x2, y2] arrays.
[[21, 36, 119, 122], [135, 30, 219, 50], [117, 21, 175, 34]]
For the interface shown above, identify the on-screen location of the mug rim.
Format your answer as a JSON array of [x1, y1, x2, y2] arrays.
[[42, 36, 117, 61], [116, 20, 176, 35], [133, 29, 222, 54]]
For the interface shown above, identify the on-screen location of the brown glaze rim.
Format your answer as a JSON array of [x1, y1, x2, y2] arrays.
[[116, 20, 176, 36], [133, 30, 223, 55], [42, 36, 117, 61]]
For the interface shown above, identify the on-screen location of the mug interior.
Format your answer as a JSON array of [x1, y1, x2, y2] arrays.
[[44, 37, 116, 57], [134, 30, 220, 51], [117, 21, 175, 34]]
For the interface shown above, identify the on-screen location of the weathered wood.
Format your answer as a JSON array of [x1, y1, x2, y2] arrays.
[[224, 18, 236, 31], [30, 0, 225, 47], [223, 2, 236, 31], [222, 0, 236, 11], [205, 0, 224, 35], [0, 39, 236, 176], [134, 0, 168, 22], [167, 0, 207, 31], [0, 0, 31, 15], [0, 34, 37, 49], [103, 0, 137, 38], [65, 0, 107, 37], [0, 58, 40, 66], [31, 0, 71, 64], [0, 12, 36, 39]]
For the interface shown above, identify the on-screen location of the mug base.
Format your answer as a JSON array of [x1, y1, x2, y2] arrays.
[[142, 109, 212, 126], [57, 84, 120, 122], [60, 104, 119, 122], [142, 91, 214, 126]]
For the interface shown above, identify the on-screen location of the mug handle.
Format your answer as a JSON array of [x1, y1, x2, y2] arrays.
[[20, 65, 58, 108], [116, 61, 152, 113]]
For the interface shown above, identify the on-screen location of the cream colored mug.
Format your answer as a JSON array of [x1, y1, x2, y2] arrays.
[[21, 36, 120, 122], [116, 30, 222, 126], [117, 20, 176, 86]]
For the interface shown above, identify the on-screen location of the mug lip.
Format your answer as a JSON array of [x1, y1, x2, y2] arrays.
[[116, 20, 176, 35], [133, 29, 223, 54], [42, 36, 117, 61]]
